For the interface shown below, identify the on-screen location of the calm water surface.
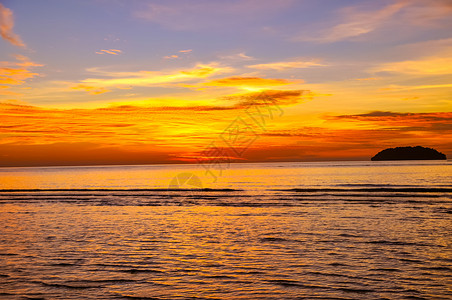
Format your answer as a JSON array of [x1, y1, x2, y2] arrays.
[[0, 161, 451, 299]]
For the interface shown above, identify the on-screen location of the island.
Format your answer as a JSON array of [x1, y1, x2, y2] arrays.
[[371, 146, 447, 161]]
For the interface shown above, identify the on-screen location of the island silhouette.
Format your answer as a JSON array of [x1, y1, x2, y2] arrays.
[[371, 146, 447, 161]]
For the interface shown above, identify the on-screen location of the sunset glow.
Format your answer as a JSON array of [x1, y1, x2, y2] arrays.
[[1, 0, 451, 166]]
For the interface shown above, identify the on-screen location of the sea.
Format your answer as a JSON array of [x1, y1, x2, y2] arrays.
[[0, 160, 451, 299]]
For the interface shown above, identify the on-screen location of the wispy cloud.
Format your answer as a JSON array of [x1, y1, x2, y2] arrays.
[[248, 59, 325, 70], [224, 90, 309, 108], [203, 77, 298, 87], [353, 77, 380, 81], [71, 84, 111, 95], [134, 0, 294, 30], [371, 55, 452, 75], [219, 52, 255, 61], [68, 63, 233, 94], [294, 0, 452, 43], [326, 111, 452, 129], [398, 0, 452, 26], [164, 49, 192, 59], [380, 83, 452, 91], [294, 1, 408, 43], [95, 49, 122, 55], [0, 55, 43, 95], [328, 111, 452, 132], [0, 68, 38, 85], [164, 55, 179, 59], [0, 3, 25, 47]]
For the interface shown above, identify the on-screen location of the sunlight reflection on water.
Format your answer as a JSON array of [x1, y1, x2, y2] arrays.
[[0, 161, 450, 299]]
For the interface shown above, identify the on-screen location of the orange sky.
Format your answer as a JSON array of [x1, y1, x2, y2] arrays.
[[0, 1, 451, 166]]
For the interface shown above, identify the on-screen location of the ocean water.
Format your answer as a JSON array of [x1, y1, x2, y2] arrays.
[[0, 161, 451, 299]]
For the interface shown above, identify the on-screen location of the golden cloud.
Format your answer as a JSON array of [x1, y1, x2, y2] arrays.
[[71, 84, 111, 95], [0, 68, 40, 85], [371, 56, 452, 75], [248, 60, 325, 70], [203, 77, 298, 87], [64, 64, 232, 95], [71, 63, 232, 93], [0, 55, 43, 95]]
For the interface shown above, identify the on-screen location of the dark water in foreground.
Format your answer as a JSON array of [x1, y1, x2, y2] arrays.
[[0, 161, 451, 299]]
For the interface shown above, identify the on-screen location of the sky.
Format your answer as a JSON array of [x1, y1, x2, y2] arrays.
[[0, 0, 451, 167]]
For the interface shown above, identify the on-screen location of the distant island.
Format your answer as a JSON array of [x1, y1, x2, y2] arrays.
[[371, 146, 447, 161]]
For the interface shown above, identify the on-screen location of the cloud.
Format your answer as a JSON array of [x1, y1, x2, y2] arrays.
[[329, 111, 452, 129], [380, 83, 452, 91], [371, 56, 452, 75], [248, 59, 325, 70], [0, 55, 43, 95], [294, 0, 452, 43], [0, 68, 39, 85], [67, 63, 233, 94], [295, 1, 408, 43], [398, 0, 452, 26], [203, 77, 298, 87], [71, 84, 111, 95], [164, 55, 179, 59], [219, 52, 255, 61], [0, 3, 25, 47], [96, 49, 122, 55], [223, 90, 309, 108], [12, 54, 43, 67], [354, 77, 380, 81], [164, 49, 192, 59], [134, 0, 294, 30]]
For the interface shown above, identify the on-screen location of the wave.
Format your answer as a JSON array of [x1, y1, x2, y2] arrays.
[[1, 187, 450, 195], [278, 187, 452, 193], [0, 188, 241, 192], [0, 186, 450, 207]]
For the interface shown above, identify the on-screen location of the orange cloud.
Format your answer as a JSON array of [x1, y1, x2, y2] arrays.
[[96, 49, 122, 55], [379, 83, 452, 91], [71, 84, 111, 95], [164, 49, 191, 59], [0, 55, 42, 95], [248, 59, 325, 70], [0, 3, 25, 47], [371, 55, 452, 75], [354, 77, 380, 81], [203, 77, 298, 87], [220, 52, 254, 61]]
